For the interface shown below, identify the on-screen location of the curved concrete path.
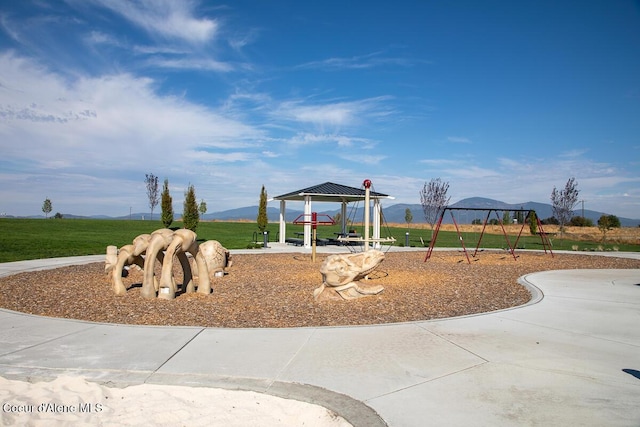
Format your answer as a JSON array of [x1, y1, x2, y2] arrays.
[[0, 249, 639, 426]]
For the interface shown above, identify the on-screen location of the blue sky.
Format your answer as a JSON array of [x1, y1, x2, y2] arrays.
[[1, 0, 639, 219]]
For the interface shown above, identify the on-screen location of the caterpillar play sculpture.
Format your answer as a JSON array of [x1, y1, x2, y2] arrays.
[[315, 250, 385, 301], [106, 229, 231, 299], [140, 229, 180, 299], [190, 240, 233, 283], [105, 229, 173, 296]]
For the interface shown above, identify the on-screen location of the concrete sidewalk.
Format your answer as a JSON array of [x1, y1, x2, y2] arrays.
[[0, 249, 639, 426]]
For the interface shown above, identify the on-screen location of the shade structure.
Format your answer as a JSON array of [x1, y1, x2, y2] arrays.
[[272, 181, 393, 248]]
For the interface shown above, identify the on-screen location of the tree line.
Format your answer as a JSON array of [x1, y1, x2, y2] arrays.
[[145, 173, 206, 232]]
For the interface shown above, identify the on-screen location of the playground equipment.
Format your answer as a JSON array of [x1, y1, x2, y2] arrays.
[[293, 212, 335, 262], [338, 179, 396, 252], [424, 207, 553, 263]]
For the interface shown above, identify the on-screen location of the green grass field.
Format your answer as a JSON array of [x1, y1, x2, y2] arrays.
[[0, 218, 637, 262]]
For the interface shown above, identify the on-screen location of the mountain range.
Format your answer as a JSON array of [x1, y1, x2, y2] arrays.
[[21, 197, 637, 227], [202, 198, 639, 227]]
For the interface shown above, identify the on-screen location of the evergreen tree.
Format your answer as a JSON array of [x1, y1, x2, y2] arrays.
[[161, 178, 173, 228], [257, 185, 268, 232], [182, 184, 199, 232], [502, 210, 512, 225], [528, 211, 538, 235], [404, 208, 413, 230]]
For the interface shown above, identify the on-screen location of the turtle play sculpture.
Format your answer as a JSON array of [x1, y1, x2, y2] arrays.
[[315, 250, 385, 301]]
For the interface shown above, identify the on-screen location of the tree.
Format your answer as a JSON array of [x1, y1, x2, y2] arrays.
[[502, 211, 512, 225], [42, 198, 52, 219], [145, 173, 159, 221], [404, 208, 413, 230], [257, 185, 268, 233], [420, 178, 450, 237], [198, 199, 207, 218], [528, 211, 538, 235], [570, 216, 593, 227], [550, 177, 580, 234], [182, 184, 199, 232], [160, 178, 173, 228], [598, 214, 620, 243], [333, 212, 342, 226]]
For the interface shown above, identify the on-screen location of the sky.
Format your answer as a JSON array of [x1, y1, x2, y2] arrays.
[[0, 0, 639, 219]]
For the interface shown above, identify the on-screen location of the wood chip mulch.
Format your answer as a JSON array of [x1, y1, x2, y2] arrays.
[[0, 251, 638, 328]]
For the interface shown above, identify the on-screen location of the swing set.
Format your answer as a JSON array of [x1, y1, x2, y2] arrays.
[[424, 207, 553, 263], [338, 179, 396, 253]]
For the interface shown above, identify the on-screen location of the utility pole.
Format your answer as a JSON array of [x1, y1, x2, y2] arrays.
[[580, 200, 585, 219]]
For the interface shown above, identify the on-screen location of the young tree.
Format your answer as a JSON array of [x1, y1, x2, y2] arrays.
[[198, 199, 207, 217], [333, 212, 342, 226], [42, 198, 52, 219], [598, 214, 620, 243], [420, 178, 450, 237], [550, 177, 580, 235], [182, 184, 199, 232], [502, 210, 512, 225], [528, 211, 538, 235], [160, 178, 173, 228], [145, 173, 159, 221], [257, 185, 268, 233], [404, 208, 413, 230]]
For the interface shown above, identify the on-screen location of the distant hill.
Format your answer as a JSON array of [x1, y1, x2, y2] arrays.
[[203, 206, 302, 222], [15, 198, 639, 227], [307, 198, 639, 227]]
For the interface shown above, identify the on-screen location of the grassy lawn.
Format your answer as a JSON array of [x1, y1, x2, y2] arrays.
[[0, 218, 637, 262]]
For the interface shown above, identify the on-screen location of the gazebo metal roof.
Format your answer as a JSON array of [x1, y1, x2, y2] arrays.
[[273, 182, 390, 203]]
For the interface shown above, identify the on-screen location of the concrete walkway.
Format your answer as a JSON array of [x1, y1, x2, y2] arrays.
[[0, 247, 639, 426]]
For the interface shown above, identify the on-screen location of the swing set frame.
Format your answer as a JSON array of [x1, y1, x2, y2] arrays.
[[424, 207, 553, 263]]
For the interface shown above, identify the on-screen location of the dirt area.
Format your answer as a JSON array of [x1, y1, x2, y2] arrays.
[[0, 251, 638, 328]]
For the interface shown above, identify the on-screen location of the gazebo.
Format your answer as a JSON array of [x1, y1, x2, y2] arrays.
[[272, 181, 394, 248]]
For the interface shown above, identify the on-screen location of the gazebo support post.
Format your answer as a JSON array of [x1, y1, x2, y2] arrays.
[[363, 179, 371, 251], [304, 196, 312, 248], [279, 200, 286, 244], [341, 201, 348, 237]]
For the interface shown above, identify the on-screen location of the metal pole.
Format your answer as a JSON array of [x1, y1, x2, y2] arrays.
[[311, 212, 317, 262], [363, 179, 371, 251]]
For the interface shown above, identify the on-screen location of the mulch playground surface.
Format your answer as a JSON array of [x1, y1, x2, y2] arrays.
[[0, 251, 637, 328]]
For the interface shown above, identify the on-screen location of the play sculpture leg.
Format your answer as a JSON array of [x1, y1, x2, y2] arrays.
[[158, 229, 198, 300], [141, 229, 175, 299]]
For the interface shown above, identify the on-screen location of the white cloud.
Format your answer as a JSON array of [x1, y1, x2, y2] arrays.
[[144, 57, 234, 72], [275, 96, 392, 130], [0, 53, 267, 215], [89, 0, 218, 44], [286, 132, 374, 148], [294, 51, 420, 71]]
